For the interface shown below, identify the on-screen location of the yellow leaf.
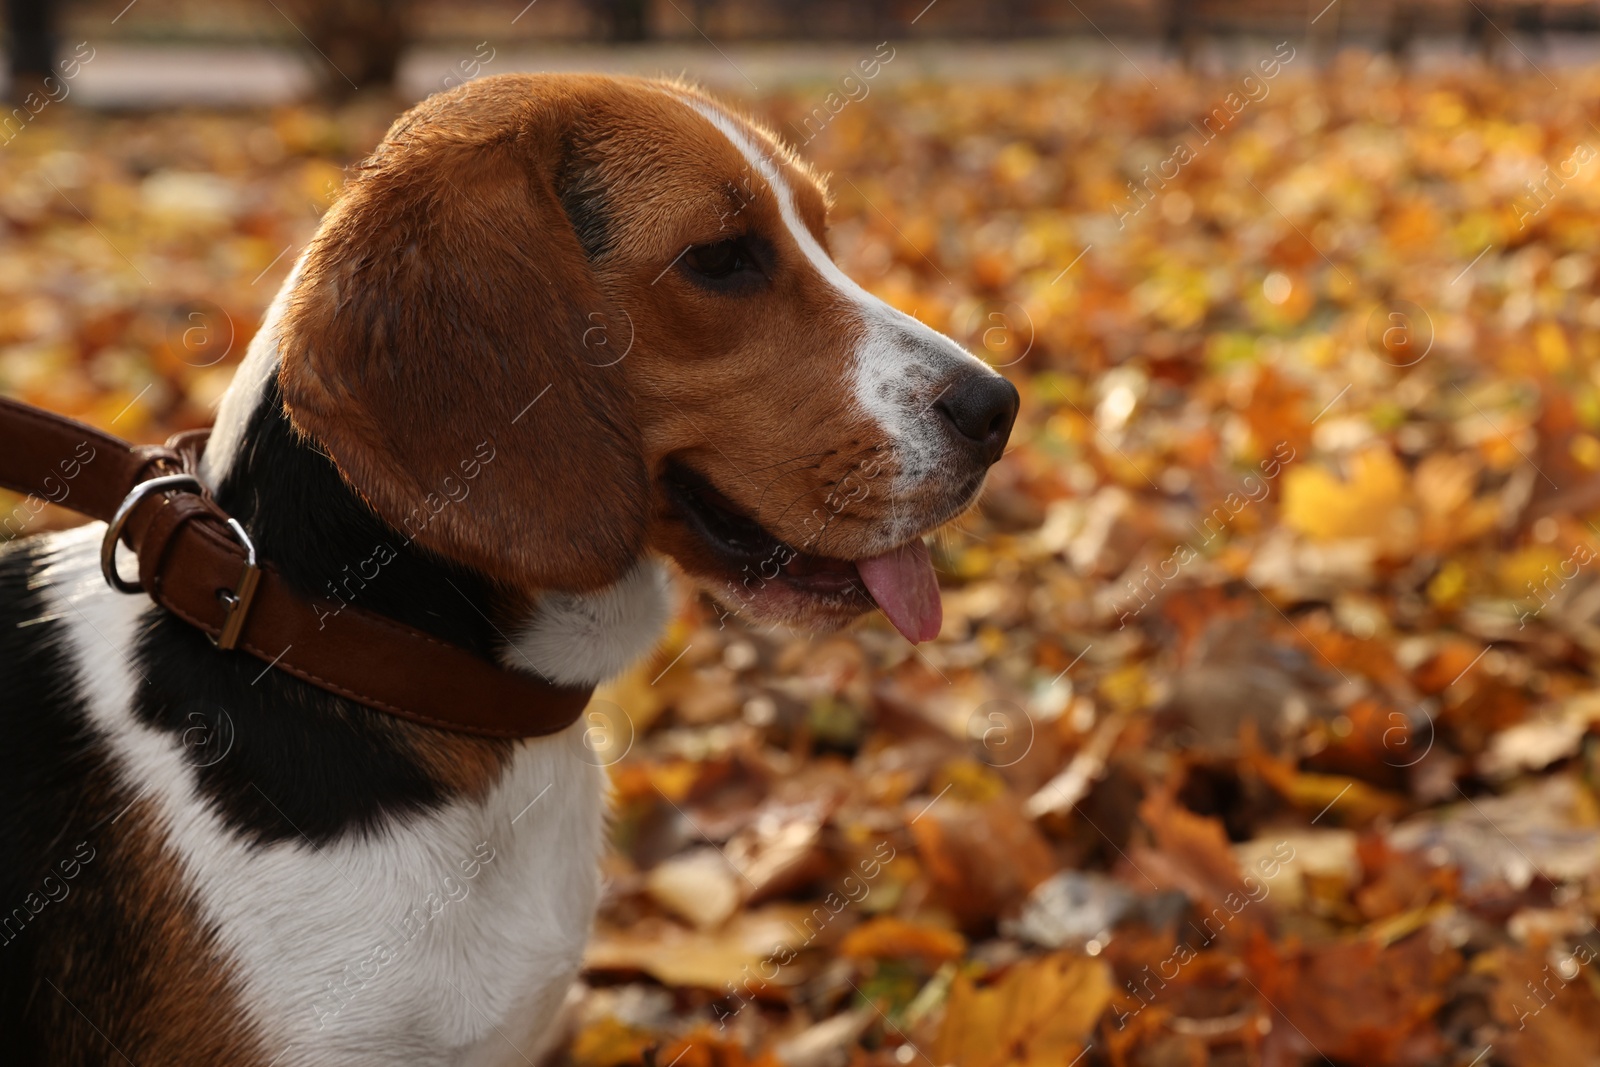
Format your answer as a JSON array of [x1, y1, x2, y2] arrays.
[[1280, 772, 1408, 827], [570, 1017, 653, 1067], [1536, 321, 1571, 371], [1282, 446, 1407, 542], [1498, 545, 1567, 599], [1427, 559, 1468, 608]]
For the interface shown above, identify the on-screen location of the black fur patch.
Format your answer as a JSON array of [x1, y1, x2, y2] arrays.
[[126, 379, 512, 846], [0, 537, 115, 1059], [559, 162, 612, 260]]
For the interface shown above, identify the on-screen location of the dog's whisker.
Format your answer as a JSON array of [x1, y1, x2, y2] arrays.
[[740, 449, 834, 475]]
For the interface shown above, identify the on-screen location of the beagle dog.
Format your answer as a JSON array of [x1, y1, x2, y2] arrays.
[[0, 74, 1016, 1065]]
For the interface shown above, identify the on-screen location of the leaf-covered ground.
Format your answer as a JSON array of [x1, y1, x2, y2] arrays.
[[6, 52, 1600, 1067]]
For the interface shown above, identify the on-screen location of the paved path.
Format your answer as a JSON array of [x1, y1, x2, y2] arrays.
[[29, 35, 1600, 109]]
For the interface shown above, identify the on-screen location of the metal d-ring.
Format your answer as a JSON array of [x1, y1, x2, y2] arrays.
[[100, 474, 202, 593]]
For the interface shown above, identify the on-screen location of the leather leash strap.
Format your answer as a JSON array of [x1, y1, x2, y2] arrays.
[[0, 396, 595, 739]]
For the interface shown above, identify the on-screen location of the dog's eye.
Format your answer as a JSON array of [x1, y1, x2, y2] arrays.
[[682, 240, 752, 280]]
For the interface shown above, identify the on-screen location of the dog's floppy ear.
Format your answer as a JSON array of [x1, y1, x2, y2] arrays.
[[277, 80, 647, 593]]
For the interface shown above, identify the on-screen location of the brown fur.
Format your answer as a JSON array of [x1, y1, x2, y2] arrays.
[[404, 723, 513, 799], [278, 77, 651, 597], [278, 74, 919, 616], [32, 800, 267, 1064]]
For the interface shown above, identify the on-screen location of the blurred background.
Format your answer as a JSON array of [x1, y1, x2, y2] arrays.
[[8, 2, 1600, 1065]]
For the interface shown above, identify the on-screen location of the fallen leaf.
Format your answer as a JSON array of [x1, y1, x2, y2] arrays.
[[645, 848, 743, 930], [586, 906, 817, 991], [933, 953, 1112, 1067], [839, 916, 967, 966]]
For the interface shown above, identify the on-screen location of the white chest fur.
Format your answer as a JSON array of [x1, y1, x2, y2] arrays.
[[34, 526, 664, 1066]]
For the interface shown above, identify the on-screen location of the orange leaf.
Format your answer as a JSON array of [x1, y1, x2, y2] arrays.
[[934, 953, 1112, 1067], [838, 916, 966, 966]]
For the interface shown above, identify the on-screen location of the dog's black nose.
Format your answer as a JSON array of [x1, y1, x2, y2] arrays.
[[936, 373, 1019, 465]]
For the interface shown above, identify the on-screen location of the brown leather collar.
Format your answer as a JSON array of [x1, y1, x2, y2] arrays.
[[0, 396, 596, 738]]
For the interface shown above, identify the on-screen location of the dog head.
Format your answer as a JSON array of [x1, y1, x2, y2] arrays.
[[276, 74, 1017, 643]]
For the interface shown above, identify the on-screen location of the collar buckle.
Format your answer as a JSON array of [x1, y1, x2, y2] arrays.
[[211, 517, 260, 651]]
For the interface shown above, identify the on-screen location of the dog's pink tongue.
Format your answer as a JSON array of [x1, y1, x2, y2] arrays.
[[857, 539, 942, 643]]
